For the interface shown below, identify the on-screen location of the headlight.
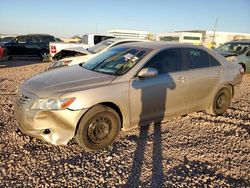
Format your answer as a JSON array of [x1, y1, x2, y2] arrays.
[[49, 60, 72, 69], [31, 97, 76, 110]]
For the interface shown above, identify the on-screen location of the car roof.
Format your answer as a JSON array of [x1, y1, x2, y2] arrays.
[[225, 40, 250, 44], [116, 41, 203, 50], [106, 38, 147, 43], [17, 34, 54, 37]]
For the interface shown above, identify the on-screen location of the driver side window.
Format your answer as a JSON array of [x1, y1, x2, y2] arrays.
[[143, 48, 182, 74], [16, 36, 27, 43]]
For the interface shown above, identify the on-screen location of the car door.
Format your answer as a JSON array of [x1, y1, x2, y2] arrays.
[[24, 36, 40, 55], [4, 39, 18, 55], [6, 36, 26, 55], [182, 48, 223, 111], [39, 35, 51, 54], [129, 48, 189, 125]]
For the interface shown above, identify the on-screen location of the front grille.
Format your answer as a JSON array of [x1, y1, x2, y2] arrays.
[[16, 94, 32, 106]]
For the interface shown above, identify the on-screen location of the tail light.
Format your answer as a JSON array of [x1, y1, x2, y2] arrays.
[[51, 46, 56, 53], [0, 47, 4, 58]]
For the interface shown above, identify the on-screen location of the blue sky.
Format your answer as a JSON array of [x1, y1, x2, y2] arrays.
[[1, 0, 250, 37]]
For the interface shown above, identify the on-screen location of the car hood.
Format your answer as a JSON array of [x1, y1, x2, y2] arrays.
[[63, 46, 92, 54], [60, 54, 95, 62], [53, 47, 92, 60], [21, 65, 116, 98], [58, 55, 88, 62]]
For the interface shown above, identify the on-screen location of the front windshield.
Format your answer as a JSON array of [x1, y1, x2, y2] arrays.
[[1, 37, 15, 42], [88, 40, 114, 54], [82, 47, 148, 75], [217, 43, 250, 55]]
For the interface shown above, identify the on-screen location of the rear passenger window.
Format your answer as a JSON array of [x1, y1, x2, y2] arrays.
[[40, 36, 55, 43], [185, 48, 209, 69], [144, 49, 182, 74], [39, 36, 45, 43], [209, 55, 221, 66], [30, 36, 40, 43]]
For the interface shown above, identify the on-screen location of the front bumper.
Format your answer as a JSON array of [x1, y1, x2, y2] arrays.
[[14, 93, 87, 146]]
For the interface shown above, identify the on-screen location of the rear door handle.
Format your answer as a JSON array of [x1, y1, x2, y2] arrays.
[[177, 76, 186, 83], [218, 70, 223, 76]]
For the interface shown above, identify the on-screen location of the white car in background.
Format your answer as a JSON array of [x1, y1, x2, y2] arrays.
[[48, 38, 147, 69], [49, 34, 114, 59]]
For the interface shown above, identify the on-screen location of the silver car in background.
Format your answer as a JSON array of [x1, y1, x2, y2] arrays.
[[15, 42, 243, 151], [49, 38, 146, 69]]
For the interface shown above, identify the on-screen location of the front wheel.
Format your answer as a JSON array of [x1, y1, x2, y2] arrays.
[[75, 105, 121, 152], [207, 87, 232, 116]]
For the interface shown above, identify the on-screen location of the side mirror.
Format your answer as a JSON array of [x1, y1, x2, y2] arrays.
[[137, 68, 158, 79]]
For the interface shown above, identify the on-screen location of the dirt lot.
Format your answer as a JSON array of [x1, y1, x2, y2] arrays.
[[0, 59, 250, 187]]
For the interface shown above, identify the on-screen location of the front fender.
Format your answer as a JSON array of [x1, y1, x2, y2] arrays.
[[65, 82, 131, 129]]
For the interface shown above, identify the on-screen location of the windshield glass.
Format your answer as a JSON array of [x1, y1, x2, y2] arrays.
[[82, 47, 148, 75], [1, 37, 15, 42], [88, 40, 114, 54], [216, 43, 250, 55]]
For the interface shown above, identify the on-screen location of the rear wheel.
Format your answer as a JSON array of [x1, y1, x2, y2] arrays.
[[75, 105, 121, 152], [239, 63, 246, 73], [207, 87, 232, 116], [40, 51, 49, 62]]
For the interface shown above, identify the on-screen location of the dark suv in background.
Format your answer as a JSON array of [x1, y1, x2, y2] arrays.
[[3, 34, 56, 60]]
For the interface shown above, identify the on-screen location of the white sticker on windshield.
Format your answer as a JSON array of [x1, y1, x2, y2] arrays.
[[124, 53, 134, 61], [131, 56, 139, 62], [124, 53, 139, 62]]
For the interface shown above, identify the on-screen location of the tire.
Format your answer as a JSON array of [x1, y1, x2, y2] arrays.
[[207, 87, 232, 116], [75, 105, 121, 152], [40, 51, 49, 62], [239, 63, 246, 73]]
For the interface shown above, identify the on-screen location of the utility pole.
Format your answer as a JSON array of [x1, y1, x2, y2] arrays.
[[212, 18, 218, 47]]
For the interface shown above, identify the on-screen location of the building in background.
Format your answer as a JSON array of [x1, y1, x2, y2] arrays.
[[156, 32, 202, 45], [177, 30, 250, 48], [107, 29, 153, 40], [61, 35, 81, 43]]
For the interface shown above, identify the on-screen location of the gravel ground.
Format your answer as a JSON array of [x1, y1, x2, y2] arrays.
[[0, 59, 250, 187]]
